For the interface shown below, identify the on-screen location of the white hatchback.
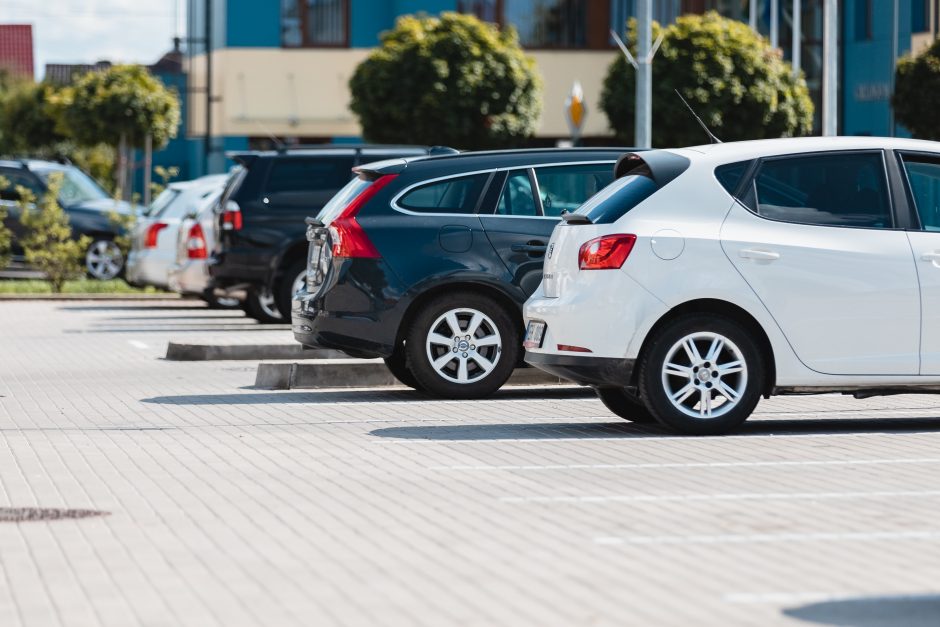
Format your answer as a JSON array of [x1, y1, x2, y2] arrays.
[[524, 137, 940, 435]]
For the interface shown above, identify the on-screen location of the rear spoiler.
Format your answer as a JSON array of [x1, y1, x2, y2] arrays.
[[614, 150, 690, 187]]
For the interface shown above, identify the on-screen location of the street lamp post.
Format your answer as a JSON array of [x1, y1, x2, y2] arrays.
[[635, 0, 652, 149]]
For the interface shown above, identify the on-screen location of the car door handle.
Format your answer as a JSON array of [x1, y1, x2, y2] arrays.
[[511, 244, 547, 254], [739, 248, 780, 261], [921, 252, 940, 263]]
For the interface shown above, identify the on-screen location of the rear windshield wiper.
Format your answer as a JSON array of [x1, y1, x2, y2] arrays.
[[561, 211, 592, 225]]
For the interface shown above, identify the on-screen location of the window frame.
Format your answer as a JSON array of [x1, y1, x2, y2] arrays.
[[895, 150, 940, 232], [735, 149, 902, 231], [459, 0, 609, 50], [282, 0, 350, 49]]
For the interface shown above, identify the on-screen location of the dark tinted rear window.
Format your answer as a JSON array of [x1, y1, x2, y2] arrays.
[[397, 173, 489, 214], [264, 157, 355, 208], [572, 174, 658, 224], [715, 161, 751, 196]]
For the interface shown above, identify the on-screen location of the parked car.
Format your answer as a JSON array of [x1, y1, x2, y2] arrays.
[[523, 136, 940, 435], [208, 145, 444, 323], [126, 174, 227, 290], [0, 159, 139, 279], [292, 148, 626, 398], [167, 173, 235, 306]]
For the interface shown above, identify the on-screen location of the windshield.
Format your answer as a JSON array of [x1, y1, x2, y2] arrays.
[[32, 164, 109, 205], [146, 187, 183, 218], [573, 174, 659, 224], [316, 176, 373, 224]]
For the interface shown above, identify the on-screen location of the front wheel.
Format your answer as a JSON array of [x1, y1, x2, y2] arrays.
[[595, 387, 657, 423], [638, 314, 764, 435], [404, 292, 519, 399], [85, 238, 124, 280]]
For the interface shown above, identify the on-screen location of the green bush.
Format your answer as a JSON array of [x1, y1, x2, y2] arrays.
[[350, 12, 542, 149], [17, 173, 91, 293], [894, 38, 940, 140], [600, 12, 813, 146], [0, 176, 11, 268]]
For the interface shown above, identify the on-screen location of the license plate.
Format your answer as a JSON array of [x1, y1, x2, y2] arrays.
[[523, 321, 546, 349]]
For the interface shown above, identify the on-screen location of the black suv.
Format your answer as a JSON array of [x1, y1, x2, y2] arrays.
[[292, 148, 625, 398], [0, 159, 136, 279], [208, 145, 441, 322]]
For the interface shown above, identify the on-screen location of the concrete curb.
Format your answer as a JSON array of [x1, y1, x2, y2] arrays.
[[166, 342, 345, 361], [254, 359, 570, 390]]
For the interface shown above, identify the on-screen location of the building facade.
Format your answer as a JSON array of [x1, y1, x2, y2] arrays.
[[179, 0, 940, 175]]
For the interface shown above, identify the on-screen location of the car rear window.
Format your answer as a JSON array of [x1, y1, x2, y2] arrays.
[[715, 161, 752, 197], [572, 174, 658, 224], [397, 173, 489, 214]]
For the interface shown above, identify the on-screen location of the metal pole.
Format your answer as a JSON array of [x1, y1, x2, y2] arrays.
[[204, 0, 212, 175], [890, 0, 899, 135], [636, 0, 652, 149], [792, 0, 802, 76], [749, 0, 757, 31], [822, 0, 838, 136], [770, 0, 779, 48]]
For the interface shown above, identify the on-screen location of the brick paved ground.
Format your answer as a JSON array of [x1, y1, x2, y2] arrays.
[[0, 300, 939, 626]]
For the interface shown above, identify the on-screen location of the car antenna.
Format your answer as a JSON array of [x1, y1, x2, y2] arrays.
[[674, 89, 721, 144]]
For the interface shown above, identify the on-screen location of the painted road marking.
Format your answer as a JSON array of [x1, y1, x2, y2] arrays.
[[501, 489, 940, 504], [594, 530, 940, 546], [431, 457, 940, 471]]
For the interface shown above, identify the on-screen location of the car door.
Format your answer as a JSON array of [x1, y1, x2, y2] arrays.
[[479, 163, 613, 297], [720, 150, 921, 375], [897, 151, 940, 374], [0, 168, 46, 257]]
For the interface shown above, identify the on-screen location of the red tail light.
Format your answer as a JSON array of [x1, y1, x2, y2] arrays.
[[222, 201, 242, 231], [186, 223, 208, 259], [329, 174, 396, 259], [144, 222, 168, 248], [579, 234, 636, 270]]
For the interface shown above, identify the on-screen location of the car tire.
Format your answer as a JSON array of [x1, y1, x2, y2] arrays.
[[275, 260, 307, 320], [242, 286, 283, 324], [595, 387, 657, 423], [201, 290, 240, 309], [404, 291, 519, 399], [638, 314, 764, 435], [85, 237, 124, 280], [383, 343, 424, 391]]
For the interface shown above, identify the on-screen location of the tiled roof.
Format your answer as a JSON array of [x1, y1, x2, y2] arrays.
[[0, 24, 34, 79]]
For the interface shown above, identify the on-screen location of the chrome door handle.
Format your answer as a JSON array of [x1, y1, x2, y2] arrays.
[[921, 252, 940, 262], [739, 248, 780, 261]]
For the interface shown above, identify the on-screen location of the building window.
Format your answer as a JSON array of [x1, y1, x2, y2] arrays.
[[282, 0, 348, 47], [457, 0, 500, 23], [912, 0, 929, 33], [609, 0, 684, 40], [855, 0, 873, 41], [460, 0, 588, 47]]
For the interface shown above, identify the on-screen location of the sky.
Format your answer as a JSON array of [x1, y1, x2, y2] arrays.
[[3, 0, 182, 79]]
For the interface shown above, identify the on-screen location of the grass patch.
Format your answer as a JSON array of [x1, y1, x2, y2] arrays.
[[0, 279, 168, 295]]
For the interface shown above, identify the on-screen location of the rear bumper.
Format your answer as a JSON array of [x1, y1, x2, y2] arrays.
[[168, 260, 209, 296], [125, 250, 172, 289], [524, 352, 635, 387]]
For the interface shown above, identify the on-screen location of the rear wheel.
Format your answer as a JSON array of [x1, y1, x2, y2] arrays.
[[383, 343, 423, 391], [85, 238, 124, 280], [275, 260, 307, 319], [638, 314, 764, 435], [595, 387, 657, 423], [242, 286, 283, 324], [404, 292, 519, 399]]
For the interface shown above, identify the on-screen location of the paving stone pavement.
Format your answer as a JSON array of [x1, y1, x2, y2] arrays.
[[0, 300, 939, 626]]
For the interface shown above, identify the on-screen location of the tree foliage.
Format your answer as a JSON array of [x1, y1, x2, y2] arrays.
[[62, 65, 181, 150], [894, 38, 940, 140], [0, 176, 12, 269], [0, 82, 69, 154], [349, 12, 542, 149], [17, 173, 91, 292], [600, 12, 813, 147]]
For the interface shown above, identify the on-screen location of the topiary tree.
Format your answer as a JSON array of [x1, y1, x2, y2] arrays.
[[894, 38, 940, 140], [17, 173, 91, 292], [0, 81, 69, 155], [600, 11, 813, 147], [61, 65, 180, 198], [349, 12, 542, 149], [0, 176, 12, 269]]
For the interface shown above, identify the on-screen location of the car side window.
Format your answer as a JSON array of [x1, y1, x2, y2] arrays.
[[0, 169, 44, 202], [496, 170, 538, 216], [753, 152, 893, 228], [264, 158, 355, 207], [397, 173, 489, 214], [533, 164, 613, 217], [899, 154, 940, 231]]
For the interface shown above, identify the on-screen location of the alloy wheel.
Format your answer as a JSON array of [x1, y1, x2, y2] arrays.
[[425, 308, 502, 384], [258, 287, 282, 320], [291, 270, 306, 297], [660, 331, 747, 419], [86, 240, 123, 280]]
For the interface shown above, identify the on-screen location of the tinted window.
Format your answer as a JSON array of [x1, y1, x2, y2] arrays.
[[32, 164, 109, 205], [572, 174, 659, 224], [754, 153, 892, 228], [497, 170, 537, 216], [0, 169, 44, 201], [534, 163, 613, 217], [398, 174, 488, 214], [901, 155, 940, 231], [715, 161, 751, 196], [267, 158, 353, 193]]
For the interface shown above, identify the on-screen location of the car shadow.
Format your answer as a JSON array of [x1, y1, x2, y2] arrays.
[[783, 594, 940, 626], [65, 325, 289, 334], [368, 416, 940, 440], [141, 386, 595, 406]]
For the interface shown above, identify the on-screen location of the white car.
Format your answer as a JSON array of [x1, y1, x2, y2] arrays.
[[524, 136, 940, 435], [167, 186, 225, 301], [125, 174, 227, 289]]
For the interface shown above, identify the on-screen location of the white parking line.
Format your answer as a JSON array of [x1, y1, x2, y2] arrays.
[[594, 530, 940, 546], [431, 457, 940, 471], [723, 592, 836, 604], [127, 340, 149, 350], [377, 430, 940, 444], [501, 489, 940, 504]]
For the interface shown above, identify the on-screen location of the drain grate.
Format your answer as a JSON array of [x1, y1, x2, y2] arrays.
[[0, 508, 109, 522]]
